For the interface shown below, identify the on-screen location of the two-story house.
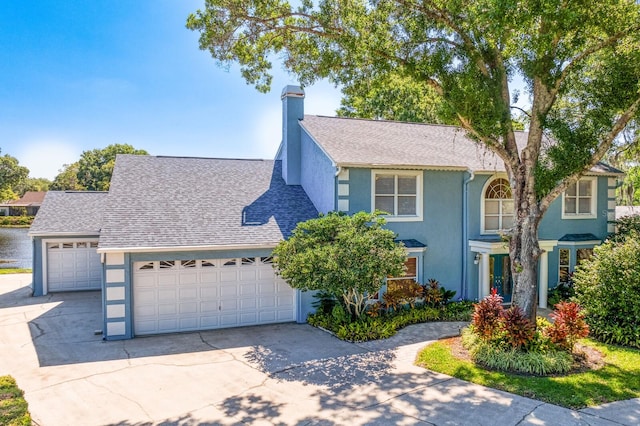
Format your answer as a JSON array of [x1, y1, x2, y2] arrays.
[[29, 86, 622, 340]]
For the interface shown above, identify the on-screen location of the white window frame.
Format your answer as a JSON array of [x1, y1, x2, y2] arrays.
[[371, 170, 423, 222], [480, 175, 514, 235], [562, 177, 597, 219], [558, 248, 571, 284]]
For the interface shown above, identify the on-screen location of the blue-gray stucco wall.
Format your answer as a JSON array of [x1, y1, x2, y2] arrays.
[[300, 130, 336, 214], [347, 168, 465, 294], [466, 174, 611, 297]]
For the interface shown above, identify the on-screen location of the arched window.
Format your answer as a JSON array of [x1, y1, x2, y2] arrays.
[[483, 178, 514, 233]]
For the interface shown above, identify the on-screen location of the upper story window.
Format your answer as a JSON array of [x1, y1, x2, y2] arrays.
[[482, 177, 514, 234], [371, 170, 422, 221], [562, 177, 597, 219]]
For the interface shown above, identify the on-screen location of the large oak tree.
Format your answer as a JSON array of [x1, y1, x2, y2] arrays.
[[187, 0, 640, 322]]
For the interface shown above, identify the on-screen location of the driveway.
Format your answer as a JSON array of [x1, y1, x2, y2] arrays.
[[1, 274, 639, 425]]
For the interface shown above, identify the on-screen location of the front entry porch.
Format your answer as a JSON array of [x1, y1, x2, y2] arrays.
[[469, 238, 558, 309]]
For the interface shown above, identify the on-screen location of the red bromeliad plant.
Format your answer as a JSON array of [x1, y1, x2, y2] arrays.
[[472, 288, 504, 340], [501, 305, 535, 349], [546, 301, 590, 351]]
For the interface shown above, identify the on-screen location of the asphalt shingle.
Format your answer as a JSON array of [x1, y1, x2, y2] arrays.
[[29, 191, 107, 235], [99, 156, 318, 249], [300, 115, 623, 175]]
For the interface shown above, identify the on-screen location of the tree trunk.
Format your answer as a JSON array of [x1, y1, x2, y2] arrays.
[[509, 204, 542, 324]]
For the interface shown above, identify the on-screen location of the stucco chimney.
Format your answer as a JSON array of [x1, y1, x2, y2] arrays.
[[280, 85, 305, 185]]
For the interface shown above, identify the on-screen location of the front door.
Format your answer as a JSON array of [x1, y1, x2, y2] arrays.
[[489, 254, 512, 302]]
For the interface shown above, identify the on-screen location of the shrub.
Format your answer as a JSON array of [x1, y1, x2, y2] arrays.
[[421, 278, 457, 308], [312, 290, 338, 315], [471, 289, 504, 340], [573, 234, 640, 348], [384, 279, 423, 310], [548, 281, 576, 307], [546, 301, 589, 352], [307, 300, 473, 342], [501, 306, 535, 350], [462, 328, 572, 375]]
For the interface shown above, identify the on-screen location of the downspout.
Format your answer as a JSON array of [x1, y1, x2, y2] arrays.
[[461, 170, 475, 300]]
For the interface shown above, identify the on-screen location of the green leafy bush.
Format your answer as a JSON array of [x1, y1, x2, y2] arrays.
[[0, 216, 34, 226], [573, 234, 640, 348], [0, 375, 31, 426], [548, 281, 576, 307], [307, 301, 472, 342], [462, 328, 573, 375]]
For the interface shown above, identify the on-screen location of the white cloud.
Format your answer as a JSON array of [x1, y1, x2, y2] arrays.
[[17, 141, 80, 180]]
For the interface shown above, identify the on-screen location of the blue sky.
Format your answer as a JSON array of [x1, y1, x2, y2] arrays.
[[1, 1, 342, 180]]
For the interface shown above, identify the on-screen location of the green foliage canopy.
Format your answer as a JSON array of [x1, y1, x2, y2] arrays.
[[573, 233, 640, 348], [52, 144, 148, 191], [0, 150, 29, 201], [188, 0, 640, 322], [272, 211, 407, 318]]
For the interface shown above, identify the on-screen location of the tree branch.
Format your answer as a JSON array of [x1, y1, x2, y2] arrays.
[[540, 96, 640, 210]]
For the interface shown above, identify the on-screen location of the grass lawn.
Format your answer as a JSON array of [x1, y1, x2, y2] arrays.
[[416, 338, 640, 409], [0, 269, 31, 275], [0, 376, 31, 426]]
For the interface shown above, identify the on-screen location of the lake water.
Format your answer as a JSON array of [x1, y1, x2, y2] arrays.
[[0, 228, 32, 269]]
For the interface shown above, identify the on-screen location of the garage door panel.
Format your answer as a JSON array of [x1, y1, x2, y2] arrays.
[[220, 284, 238, 298], [179, 302, 198, 314], [133, 257, 295, 335], [239, 270, 256, 280], [158, 303, 177, 315], [200, 287, 218, 299], [240, 312, 257, 324], [47, 241, 102, 292], [179, 287, 198, 300], [239, 298, 257, 310]]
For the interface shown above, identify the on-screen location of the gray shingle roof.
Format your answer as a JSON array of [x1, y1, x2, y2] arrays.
[[300, 115, 623, 175], [558, 233, 600, 242], [98, 155, 318, 250], [29, 191, 107, 236]]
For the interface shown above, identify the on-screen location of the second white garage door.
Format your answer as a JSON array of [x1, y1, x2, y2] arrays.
[[132, 256, 295, 335], [47, 241, 102, 292]]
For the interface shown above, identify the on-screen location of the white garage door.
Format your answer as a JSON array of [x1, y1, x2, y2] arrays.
[[47, 241, 102, 292], [133, 256, 295, 335]]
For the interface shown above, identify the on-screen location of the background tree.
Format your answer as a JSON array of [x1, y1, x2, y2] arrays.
[[0, 150, 29, 202], [51, 163, 84, 191], [52, 144, 148, 191], [273, 211, 407, 319], [13, 177, 51, 196], [76, 144, 148, 191], [188, 0, 640, 322], [337, 70, 449, 123]]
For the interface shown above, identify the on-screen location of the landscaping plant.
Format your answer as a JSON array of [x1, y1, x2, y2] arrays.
[[573, 233, 640, 348], [464, 293, 591, 375], [273, 211, 406, 319]]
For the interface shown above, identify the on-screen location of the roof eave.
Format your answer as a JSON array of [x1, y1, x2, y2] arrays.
[[97, 242, 280, 254]]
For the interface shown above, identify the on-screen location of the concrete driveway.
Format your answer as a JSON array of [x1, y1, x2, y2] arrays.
[[2, 274, 640, 425]]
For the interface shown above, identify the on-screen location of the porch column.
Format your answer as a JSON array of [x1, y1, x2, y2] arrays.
[[480, 253, 490, 299], [539, 251, 549, 309]]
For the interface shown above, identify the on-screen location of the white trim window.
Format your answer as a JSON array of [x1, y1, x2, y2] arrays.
[[559, 248, 570, 283], [482, 177, 514, 234], [562, 177, 597, 219], [372, 170, 422, 221]]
